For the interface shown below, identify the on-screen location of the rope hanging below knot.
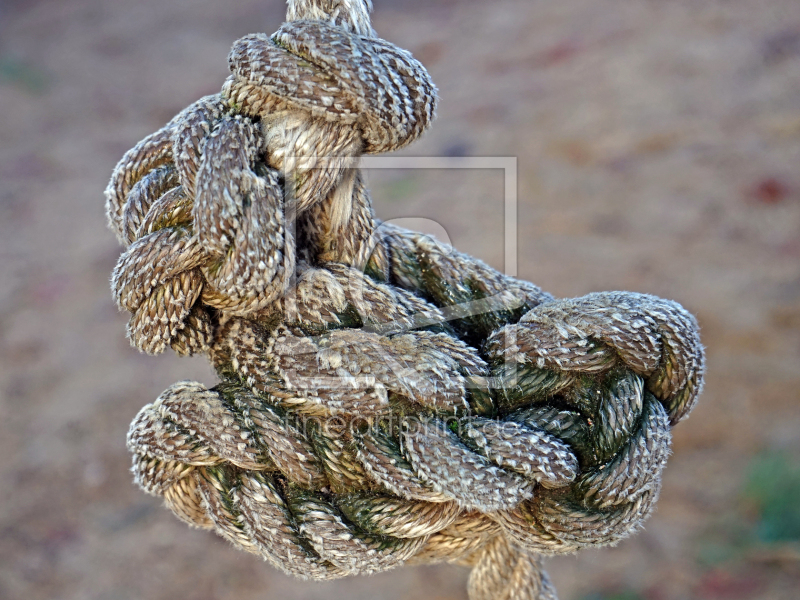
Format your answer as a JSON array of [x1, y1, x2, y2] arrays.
[[106, 2, 705, 599]]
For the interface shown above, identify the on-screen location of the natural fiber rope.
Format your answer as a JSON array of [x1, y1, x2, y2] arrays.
[[107, 2, 705, 599]]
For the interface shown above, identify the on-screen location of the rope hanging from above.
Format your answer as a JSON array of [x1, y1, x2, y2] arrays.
[[106, 1, 705, 599]]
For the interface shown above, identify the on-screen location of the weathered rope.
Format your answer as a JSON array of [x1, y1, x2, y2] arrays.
[[107, 2, 705, 599]]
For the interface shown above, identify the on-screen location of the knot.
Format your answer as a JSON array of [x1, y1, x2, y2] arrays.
[[226, 19, 436, 155], [105, 11, 437, 354], [487, 291, 705, 425], [223, 18, 437, 210], [125, 251, 696, 593], [108, 102, 296, 354], [108, 1, 706, 598]]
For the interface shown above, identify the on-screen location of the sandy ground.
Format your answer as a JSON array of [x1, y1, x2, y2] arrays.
[[1, 0, 799, 599]]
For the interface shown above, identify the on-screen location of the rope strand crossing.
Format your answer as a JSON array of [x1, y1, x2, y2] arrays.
[[108, 2, 705, 599]]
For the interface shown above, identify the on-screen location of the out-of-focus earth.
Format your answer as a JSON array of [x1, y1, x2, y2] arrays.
[[1, 0, 799, 598]]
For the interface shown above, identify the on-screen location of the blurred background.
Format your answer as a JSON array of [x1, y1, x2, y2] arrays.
[[1, 0, 799, 598]]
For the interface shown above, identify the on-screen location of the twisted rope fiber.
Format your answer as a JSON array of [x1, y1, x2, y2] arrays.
[[108, 1, 705, 598]]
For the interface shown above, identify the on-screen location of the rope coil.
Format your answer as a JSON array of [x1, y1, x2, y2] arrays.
[[108, 2, 705, 599]]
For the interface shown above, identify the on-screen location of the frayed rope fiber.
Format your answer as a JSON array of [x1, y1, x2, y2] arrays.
[[106, 1, 705, 598]]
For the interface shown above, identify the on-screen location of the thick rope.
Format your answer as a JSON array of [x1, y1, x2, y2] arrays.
[[108, 2, 705, 599]]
